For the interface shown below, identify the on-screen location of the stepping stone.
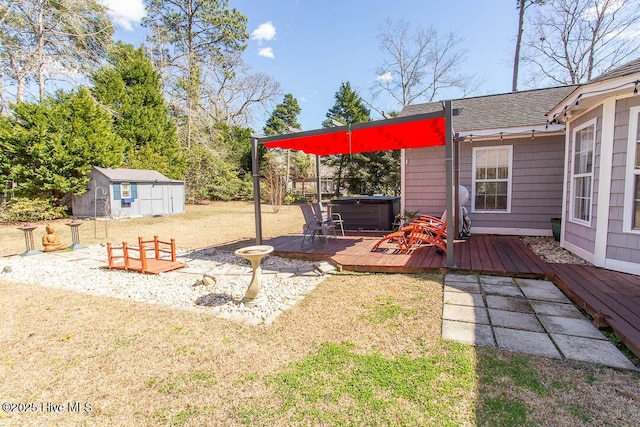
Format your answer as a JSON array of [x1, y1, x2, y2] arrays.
[[486, 295, 532, 313], [444, 281, 481, 294], [539, 315, 605, 340], [483, 284, 524, 298], [442, 304, 489, 324], [518, 279, 570, 303], [444, 291, 484, 307], [488, 309, 544, 332], [313, 261, 336, 274], [442, 320, 495, 347], [494, 327, 561, 358], [445, 274, 478, 284], [530, 300, 584, 319], [479, 275, 515, 285], [552, 334, 638, 371]]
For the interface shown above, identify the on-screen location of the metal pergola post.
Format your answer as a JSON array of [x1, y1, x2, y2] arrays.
[[444, 100, 455, 268], [316, 155, 321, 201], [251, 137, 263, 245]]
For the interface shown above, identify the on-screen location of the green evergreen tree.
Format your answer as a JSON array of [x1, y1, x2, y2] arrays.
[[2, 88, 125, 200], [263, 93, 301, 135], [91, 43, 186, 179], [322, 82, 372, 196], [322, 82, 400, 196], [262, 93, 303, 205], [214, 122, 253, 175]]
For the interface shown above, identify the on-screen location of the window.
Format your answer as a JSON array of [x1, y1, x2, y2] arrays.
[[120, 182, 131, 199], [472, 146, 512, 212], [571, 120, 595, 224], [625, 107, 640, 231]]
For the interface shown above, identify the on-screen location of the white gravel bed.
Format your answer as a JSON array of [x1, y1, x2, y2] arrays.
[[0, 245, 330, 325]]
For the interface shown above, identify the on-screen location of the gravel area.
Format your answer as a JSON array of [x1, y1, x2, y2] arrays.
[[0, 237, 587, 326], [0, 245, 331, 325], [520, 236, 591, 265]]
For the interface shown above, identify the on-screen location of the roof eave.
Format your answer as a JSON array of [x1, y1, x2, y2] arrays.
[[547, 73, 640, 123]]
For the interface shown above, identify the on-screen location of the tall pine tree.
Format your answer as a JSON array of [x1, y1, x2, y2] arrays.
[[322, 82, 371, 197], [323, 82, 400, 196], [91, 43, 186, 179]]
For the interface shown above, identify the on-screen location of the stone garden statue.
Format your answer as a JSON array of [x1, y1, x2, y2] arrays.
[[42, 225, 66, 252]]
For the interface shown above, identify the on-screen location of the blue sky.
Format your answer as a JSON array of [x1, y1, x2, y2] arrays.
[[107, 0, 521, 131]]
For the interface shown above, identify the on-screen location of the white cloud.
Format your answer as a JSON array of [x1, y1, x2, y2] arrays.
[[258, 47, 275, 59], [101, 0, 146, 31], [376, 72, 393, 83], [299, 97, 308, 103], [251, 22, 277, 42]]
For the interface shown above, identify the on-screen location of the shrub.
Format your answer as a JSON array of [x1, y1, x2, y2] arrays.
[[0, 198, 68, 223]]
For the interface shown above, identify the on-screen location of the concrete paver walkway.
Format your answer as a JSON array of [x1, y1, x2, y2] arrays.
[[442, 274, 638, 371]]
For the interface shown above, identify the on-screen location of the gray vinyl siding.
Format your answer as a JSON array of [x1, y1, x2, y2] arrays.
[[564, 107, 601, 255], [606, 97, 640, 263], [404, 134, 565, 233], [404, 146, 447, 217], [71, 168, 185, 218]]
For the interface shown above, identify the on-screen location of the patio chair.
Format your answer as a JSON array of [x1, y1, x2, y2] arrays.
[[371, 216, 447, 254], [312, 201, 345, 236], [300, 203, 336, 246]]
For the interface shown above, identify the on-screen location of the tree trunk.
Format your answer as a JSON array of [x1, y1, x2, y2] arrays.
[[512, 0, 526, 92], [37, 0, 45, 104]]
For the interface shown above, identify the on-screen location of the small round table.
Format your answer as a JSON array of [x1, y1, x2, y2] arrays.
[[234, 245, 274, 306]]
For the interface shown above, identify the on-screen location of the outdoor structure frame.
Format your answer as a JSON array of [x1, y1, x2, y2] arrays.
[[251, 101, 458, 266]]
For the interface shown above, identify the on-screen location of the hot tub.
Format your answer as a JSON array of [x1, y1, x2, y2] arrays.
[[330, 196, 400, 231]]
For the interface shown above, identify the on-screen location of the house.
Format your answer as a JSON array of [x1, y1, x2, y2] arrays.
[[71, 166, 185, 218], [400, 85, 577, 237], [548, 59, 640, 275]]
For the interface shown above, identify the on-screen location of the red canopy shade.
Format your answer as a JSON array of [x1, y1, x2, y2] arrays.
[[261, 113, 446, 155]]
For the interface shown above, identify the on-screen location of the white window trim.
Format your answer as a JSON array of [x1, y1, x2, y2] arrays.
[[121, 182, 131, 199], [623, 106, 640, 233], [471, 145, 513, 214], [569, 118, 596, 226]]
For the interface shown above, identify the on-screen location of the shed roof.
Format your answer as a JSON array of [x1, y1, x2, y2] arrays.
[[93, 166, 180, 183], [400, 85, 577, 133]]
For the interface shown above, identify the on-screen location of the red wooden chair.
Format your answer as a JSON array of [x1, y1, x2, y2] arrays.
[[371, 216, 447, 254]]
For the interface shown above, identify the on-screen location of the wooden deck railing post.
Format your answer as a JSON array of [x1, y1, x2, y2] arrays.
[[153, 235, 160, 259], [123, 242, 129, 270], [107, 242, 113, 268]]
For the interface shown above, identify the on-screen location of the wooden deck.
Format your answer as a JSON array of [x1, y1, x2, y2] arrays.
[[262, 233, 640, 358]]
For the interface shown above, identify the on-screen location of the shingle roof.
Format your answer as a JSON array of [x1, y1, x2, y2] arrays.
[[93, 166, 175, 183], [400, 85, 577, 132], [588, 57, 640, 82]]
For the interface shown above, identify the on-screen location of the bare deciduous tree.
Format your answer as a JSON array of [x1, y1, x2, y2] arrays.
[[143, 0, 248, 148], [372, 19, 478, 108], [202, 53, 281, 127], [0, 0, 113, 104], [523, 0, 640, 86], [513, 0, 547, 92]]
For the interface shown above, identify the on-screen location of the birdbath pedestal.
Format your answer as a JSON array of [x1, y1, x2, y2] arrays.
[[66, 220, 86, 250], [17, 223, 42, 256], [234, 245, 274, 306]]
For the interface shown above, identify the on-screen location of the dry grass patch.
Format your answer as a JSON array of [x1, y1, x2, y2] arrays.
[[1, 273, 480, 426], [477, 349, 640, 426]]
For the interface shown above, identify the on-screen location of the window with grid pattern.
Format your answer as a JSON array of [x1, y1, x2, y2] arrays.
[[571, 121, 595, 223], [473, 146, 511, 212]]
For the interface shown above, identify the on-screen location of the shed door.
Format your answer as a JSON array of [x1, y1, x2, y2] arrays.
[[137, 184, 165, 215]]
